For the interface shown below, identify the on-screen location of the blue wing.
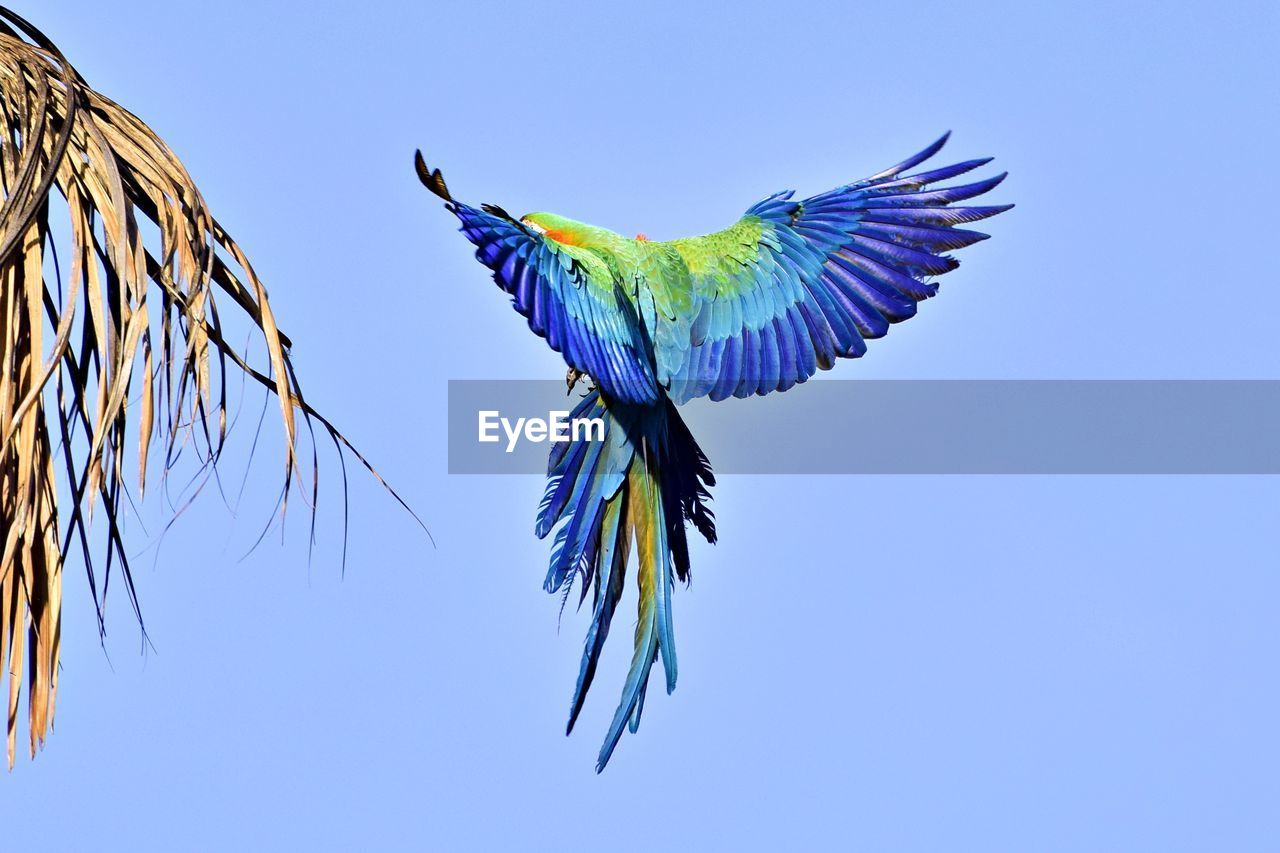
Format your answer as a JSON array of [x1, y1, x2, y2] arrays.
[[416, 153, 660, 405], [661, 133, 1013, 403]]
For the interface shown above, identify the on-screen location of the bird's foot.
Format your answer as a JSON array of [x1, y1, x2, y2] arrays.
[[566, 368, 597, 395]]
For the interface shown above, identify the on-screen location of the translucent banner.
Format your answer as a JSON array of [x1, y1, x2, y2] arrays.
[[446, 380, 1280, 475]]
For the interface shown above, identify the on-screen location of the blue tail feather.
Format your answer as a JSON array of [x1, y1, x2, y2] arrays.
[[536, 390, 715, 771]]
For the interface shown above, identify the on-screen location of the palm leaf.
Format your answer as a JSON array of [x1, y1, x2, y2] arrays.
[[0, 7, 406, 768]]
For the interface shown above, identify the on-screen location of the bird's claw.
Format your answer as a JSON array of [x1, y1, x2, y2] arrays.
[[566, 368, 596, 395]]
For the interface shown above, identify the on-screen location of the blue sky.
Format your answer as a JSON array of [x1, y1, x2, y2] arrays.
[[6, 1, 1279, 849]]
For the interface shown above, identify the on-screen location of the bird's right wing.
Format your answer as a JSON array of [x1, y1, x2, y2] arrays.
[[657, 133, 1012, 403], [415, 153, 661, 405]]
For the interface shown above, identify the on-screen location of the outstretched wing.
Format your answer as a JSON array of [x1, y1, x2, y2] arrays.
[[658, 133, 1012, 403], [415, 152, 660, 405]]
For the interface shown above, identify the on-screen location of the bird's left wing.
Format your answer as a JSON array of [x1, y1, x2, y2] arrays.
[[657, 133, 1012, 403], [415, 153, 660, 405]]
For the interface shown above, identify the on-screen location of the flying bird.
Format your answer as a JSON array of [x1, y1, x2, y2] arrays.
[[417, 134, 1011, 771]]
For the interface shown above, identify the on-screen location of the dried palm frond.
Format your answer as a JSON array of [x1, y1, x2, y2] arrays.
[[0, 7, 406, 768]]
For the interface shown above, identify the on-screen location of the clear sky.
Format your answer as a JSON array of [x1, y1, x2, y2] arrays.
[[6, 1, 1279, 850]]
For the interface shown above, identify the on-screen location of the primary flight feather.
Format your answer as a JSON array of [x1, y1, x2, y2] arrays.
[[417, 134, 1011, 770]]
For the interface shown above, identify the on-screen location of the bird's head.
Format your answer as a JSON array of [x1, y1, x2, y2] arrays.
[[520, 212, 619, 249]]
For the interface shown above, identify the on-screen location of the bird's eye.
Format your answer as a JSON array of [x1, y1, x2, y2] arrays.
[[521, 218, 547, 235]]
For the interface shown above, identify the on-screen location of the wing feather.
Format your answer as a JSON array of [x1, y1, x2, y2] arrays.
[[658, 134, 1011, 403], [415, 152, 660, 405]]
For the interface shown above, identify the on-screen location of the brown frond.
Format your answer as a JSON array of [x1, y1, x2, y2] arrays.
[[0, 7, 413, 768]]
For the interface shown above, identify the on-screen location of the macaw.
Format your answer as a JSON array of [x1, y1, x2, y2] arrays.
[[417, 134, 1011, 771]]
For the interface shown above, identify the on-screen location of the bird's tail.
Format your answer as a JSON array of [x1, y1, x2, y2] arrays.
[[536, 389, 715, 771]]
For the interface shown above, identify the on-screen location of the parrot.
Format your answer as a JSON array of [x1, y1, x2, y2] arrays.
[[416, 134, 1011, 771]]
